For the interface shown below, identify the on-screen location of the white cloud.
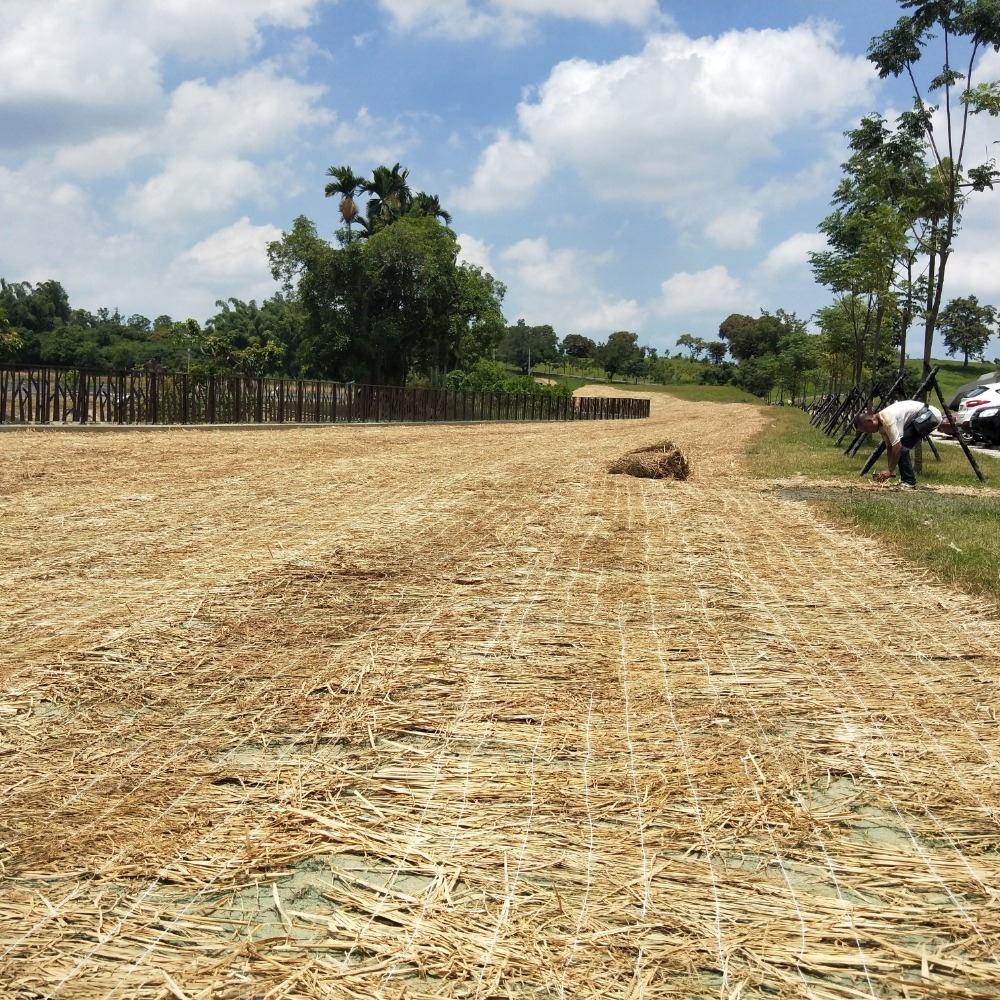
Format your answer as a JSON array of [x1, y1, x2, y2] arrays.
[[331, 106, 424, 164], [939, 188, 1000, 301], [139, 0, 322, 58], [704, 207, 763, 248], [164, 68, 329, 155], [121, 157, 268, 229], [498, 236, 642, 334], [377, 0, 662, 43], [168, 217, 284, 292], [760, 232, 827, 274], [451, 132, 551, 211], [0, 0, 327, 149], [459, 25, 874, 227], [115, 67, 329, 227], [658, 266, 751, 315], [456, 234, 493, 272]]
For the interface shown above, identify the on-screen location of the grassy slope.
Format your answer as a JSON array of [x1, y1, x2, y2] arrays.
[[551, 376, 763, 405], [905, 358, 999, 404]]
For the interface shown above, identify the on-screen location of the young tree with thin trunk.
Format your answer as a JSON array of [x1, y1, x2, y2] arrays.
[[868, 0, 1000, 377]]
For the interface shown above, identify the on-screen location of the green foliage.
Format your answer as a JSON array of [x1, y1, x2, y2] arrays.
[[716, 310, 819, 402], [705, 341, 728, 365], [594, 330, 643, 380], [561, 333, 596, 359], [866, 1, 1000, 363], [718, 313, 779, 361], [269, 168, 507, 385], [676, 333, 707, 360], [647, 357, 678, 384], [937, 294, 998, 366], [698, 361, 736, 385], [1, 279, 71, 334], [196, 295, 308, 376], [732, 355, 778, 398], [0, 303, 24, 360], [497, 320, 559, 374], [446, 358, 570, 396]]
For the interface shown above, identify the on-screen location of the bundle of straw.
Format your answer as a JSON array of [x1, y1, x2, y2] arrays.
[[608, 439, 690, 480]]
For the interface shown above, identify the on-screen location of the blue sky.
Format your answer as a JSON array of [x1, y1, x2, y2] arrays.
[[2, 0, 999, 358]]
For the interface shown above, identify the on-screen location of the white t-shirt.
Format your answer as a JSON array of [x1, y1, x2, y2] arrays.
[[877, 400, 942, 446]]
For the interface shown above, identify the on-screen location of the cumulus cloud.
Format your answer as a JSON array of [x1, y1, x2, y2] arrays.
[[760, 232, 827, 274], [456, 234, 494, 272], [498, 237, 642, 333], [451, 132, 551, 211], [704, 207, 763, 248], [939, 188, 1000, 300], [377, 0, 662, 43], [164, 68, 329, 155], [121, 157, 268, 229], [331, 106, 425, 165], [168, 217, 284, 291], [459, 24, 874, 229], [658, 266, 751, 315], [0, 2, 332, 319], [0, 0, 327, 149]]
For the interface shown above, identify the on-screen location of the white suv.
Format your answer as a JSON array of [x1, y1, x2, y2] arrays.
[[954, 383, 1000, 439]]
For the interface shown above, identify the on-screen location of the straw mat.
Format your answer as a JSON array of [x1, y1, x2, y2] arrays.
[[2, 392, 1000, 998]]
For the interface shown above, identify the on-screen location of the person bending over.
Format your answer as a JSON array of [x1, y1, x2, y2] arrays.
[[854, 400, 942, 489]]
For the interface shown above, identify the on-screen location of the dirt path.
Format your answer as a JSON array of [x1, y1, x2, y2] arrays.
[[2, 394, 999, 998]]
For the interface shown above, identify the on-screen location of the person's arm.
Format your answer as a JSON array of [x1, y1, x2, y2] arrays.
[[873, 414, 901, 480], [885, 441, 902, 475]]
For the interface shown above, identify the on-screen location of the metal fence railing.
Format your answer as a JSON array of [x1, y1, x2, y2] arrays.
[[0, 365, 650, 426]]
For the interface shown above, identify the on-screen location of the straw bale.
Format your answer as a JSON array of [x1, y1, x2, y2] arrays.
[[608, 438, 690, 479]]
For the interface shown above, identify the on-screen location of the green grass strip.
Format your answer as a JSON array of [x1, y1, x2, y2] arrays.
[[745, 404, 1000, 607]]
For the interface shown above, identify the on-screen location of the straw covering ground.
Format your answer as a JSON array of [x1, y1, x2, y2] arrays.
[[2, 391, 1000, 998]]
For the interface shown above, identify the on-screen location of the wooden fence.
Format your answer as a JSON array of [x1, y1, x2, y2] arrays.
[[0, 365, 650, 427]]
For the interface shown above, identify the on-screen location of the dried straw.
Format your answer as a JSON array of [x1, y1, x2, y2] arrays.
[[2, 392, 1000, 998], [608, 438, 690, 480]]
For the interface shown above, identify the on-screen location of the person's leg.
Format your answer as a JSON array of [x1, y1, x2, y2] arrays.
[[897, 445, 917, 486], [898, 420, 930, 487]]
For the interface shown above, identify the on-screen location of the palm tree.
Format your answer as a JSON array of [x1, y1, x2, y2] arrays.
[[409, 192, 452, 225], [324, 165, 365, 242], [362, 163, 412, 230]]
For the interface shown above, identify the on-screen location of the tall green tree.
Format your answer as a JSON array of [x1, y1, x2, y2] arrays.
[[809, 112, 936, 380], [594, 330, 643, 381], [498, 320, 559, 374], [561, 333, 597, 360], [705, 341, 728, 365], [409, 192, 453, 225], [362, 163, 413, 231], [447, 265, 507, 372], [938, 293, 998, 366], [269, 167, 505, 385], [324, 165, 366, 243], [718, 313, 780, 362], [869, 0, 1000, 375], [676, 333, 707, 360]]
